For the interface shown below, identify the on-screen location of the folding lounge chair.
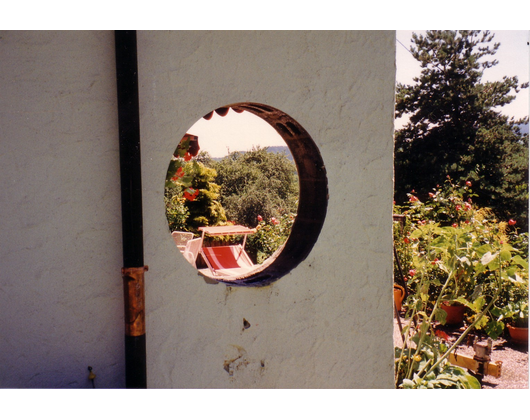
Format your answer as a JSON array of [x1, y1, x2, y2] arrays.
[[195, 225, 257, 280], [172, 231, 194, 252], [200, 244, 256, 278], [182, 237, 202, 268]]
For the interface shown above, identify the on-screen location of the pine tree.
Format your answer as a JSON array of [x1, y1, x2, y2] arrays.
[[395, 30, 529, 228]]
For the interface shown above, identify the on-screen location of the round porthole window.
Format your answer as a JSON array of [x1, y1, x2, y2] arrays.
[[165, 102, 328, 286]]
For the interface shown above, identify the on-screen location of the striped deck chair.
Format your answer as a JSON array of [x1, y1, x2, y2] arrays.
[[200, 245, 255, 278]]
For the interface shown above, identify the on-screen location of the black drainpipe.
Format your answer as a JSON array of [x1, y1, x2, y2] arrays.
[[115, 30, 148, 389]]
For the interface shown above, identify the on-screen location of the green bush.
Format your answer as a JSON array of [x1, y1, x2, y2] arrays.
[[246, 213, 296, 264], [213, 147, 299, 228], [393, 179, 528, 388], [165, 155, 227, 234], [164, 184, 189, 232]]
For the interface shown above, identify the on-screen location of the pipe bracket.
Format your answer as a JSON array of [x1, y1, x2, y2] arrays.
[[122, 266, 148, 337]]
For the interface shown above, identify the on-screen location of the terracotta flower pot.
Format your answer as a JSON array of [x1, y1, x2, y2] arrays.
[[507, 324, 528, 345], [394, 284, 405, 312], [441, 302, 465, 325]]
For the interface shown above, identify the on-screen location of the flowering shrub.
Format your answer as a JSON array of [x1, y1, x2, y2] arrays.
[[165, 135, 226, 233], [246, 213, 296, 264], [393, 179, 528, 388]]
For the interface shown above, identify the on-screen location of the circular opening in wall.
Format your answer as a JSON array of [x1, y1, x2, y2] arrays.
[[165, 102, 328, 287]]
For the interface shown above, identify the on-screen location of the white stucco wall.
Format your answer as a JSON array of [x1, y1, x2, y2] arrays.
[[0, 31, 125, 388], [0, 30, 395, 388], [139, 31, 396, 388]]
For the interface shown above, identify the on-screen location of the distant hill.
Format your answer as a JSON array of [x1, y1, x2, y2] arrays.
[[212, 145, 294, 162], [266, 146, 294, 161]]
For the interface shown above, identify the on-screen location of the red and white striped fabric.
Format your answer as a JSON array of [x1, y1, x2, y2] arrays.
[[200, 245, 255, 277]]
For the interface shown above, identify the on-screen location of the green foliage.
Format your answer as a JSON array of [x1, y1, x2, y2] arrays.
[[395, 30, 529, 230], [395, 333, 481, 389], [213, 147, 299, 228], [246, 213, 296, 264], [499, 299, 529, 328], [165, 139, 227, 234], [181, 160, 227, 233], [164, 184, 189, 232], [164, 143, 299, 263], [394, 180, 528, 388]]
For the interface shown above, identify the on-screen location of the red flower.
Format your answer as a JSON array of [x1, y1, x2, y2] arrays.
[[464, 202, 472, 211], [466, 181, 472, 187], [408, 269, 416, 277], [171, 167, 185, 181], [409, 195, 419, 202], [509, 219, 517, 226], [456, 204, 462, 211], [271, 217, 279, 225], [404, 237, 410, 244], [257, 215, 263, 222], [431, 258, 439, 265], [183, 188, 199, 201], [184, 152, 192, 162], [428, 192, 435, 198], [452, 223, 458, 228]]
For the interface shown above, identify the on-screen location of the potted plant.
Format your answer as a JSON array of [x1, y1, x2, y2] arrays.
[[440, 301, 466, 325], [393, 180, 528, 388], [406, 217, 483, 327], [501, 299, 528, 345], [489, 259, 529, 345], [394, 284, 406, 312]]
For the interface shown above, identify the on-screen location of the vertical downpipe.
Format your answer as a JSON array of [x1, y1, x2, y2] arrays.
[[115, 30, 147, 389]]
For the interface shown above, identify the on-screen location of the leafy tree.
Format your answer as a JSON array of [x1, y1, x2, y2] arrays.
[[395, 30, 529, 229], [213, 147, 299, 227]]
